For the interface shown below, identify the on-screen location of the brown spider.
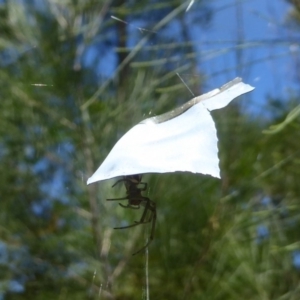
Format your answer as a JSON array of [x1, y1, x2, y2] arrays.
[[107, 174, 156, 255]]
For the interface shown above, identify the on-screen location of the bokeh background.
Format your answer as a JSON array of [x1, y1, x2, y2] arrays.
[[1, 0, 300, 299]]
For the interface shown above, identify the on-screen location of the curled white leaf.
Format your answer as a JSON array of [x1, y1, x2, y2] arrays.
[[87, 78, 254, 184]]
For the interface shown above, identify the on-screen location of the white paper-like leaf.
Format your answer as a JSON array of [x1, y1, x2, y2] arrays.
[[87, 78, 254, 184]]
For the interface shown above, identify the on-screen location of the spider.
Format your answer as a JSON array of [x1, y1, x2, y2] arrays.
[[107, 174, 156, 255]]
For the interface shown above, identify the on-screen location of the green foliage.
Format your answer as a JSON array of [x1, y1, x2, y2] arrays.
[[1, 0, 300, 299]]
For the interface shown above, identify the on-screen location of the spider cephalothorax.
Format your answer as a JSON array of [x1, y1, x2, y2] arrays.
[[107, 174, 156, 255]]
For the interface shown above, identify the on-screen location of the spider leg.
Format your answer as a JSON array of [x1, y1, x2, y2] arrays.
[[114, 222, 141, 230], [113, 176, 141, 188], [111, 178, 126, 188], [138, 182, 148, 191], [119, 203, 140, 209], [114, 201, 153, 230], [137, 197, 150, 221], [137, 197, 156, 224], [132, 239, 152, 255], [132, 207, 156, 256], [135, 214, 153, 224]]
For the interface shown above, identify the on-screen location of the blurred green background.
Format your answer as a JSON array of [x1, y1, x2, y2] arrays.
[[1, 0, 300, 299]]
